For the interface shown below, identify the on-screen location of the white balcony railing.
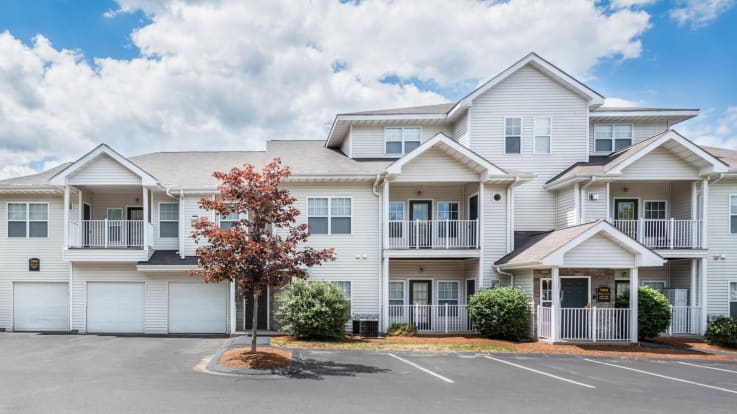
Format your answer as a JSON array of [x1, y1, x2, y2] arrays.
[[68, 220, 145, 248], [610, 219, 702, 249], [538, 306, 632, 342], [388, 304, 473, 333], [387, 220, 479, 249], [667, 306, 701, 335]]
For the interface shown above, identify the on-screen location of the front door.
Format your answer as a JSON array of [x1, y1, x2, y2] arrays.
[[409, 200, 432, 248], [127, 207, 144, 247], [244, 289, 269, 330], [409, 280, 432, 330], [614, 199, 639, 239], [560, 277, 589, 339]]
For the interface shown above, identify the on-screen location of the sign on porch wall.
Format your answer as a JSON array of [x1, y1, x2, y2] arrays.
[[596, 285, 610, 303]]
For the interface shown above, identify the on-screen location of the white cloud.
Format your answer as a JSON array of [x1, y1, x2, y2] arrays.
[[610, 0, 659, 9], [0, 0, 654, 179], [678, 107, 737, 150], [669, 0, 736, 29], [602, 97, 641, 107]]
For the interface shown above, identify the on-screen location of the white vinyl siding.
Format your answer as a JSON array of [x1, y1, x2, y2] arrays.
[[307, 197, 351, 235], [533, 116, 552, 154], [454, 112, 469, 146], [393, 148, 480, 182], [589, 120, 668, 153], [67, 154, 141, 185], [642, 280, 666, 292], [385, 127, 421, 155], [707, 180, 737, 316], [582, 183, 607, 222], [556, 186, 576, 228], [159, 203, 179, 238], [594, 124, 632, 153], [7, 202, 48, 238], [563, 234, 635, 268], [730, 194, 737, 234], [504, 117, 522, 154], [619, 147, 701, 180], [349, 124, 453, 159], [335, 281, 352, 316]]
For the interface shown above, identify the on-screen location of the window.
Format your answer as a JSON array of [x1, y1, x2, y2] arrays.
[[437, 201, 459, 237], [107, 208, 123, 242], [540, 278, 552, 307], [533, 117, 551, 154], [307, 197, 351, 235], [643, 281, 665, 293], [219, 204, 241, 230], [730, 282, 737, 319], [594, 124, 632, 152], [644, 201, 667, 220], [438, 281, 459, 316], [389, 281, 405, 307], [335, 281, 352, 316], [388, 202, 404, 238], [7, 203, 48, 238], [730, 195, 737, 234], [505, 117, 522, 154], [385, 127, 421, 155], [159, 203, 179, 238]]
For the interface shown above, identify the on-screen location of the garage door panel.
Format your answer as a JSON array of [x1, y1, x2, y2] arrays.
[[87, 282, 144, 333], [169, 283, 227, 334], [13, 283, 69, 332]]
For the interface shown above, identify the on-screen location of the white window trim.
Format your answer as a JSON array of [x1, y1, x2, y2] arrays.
[[503, 116, 523, 155], [384, 126, 423, 155], [106, 208, 123, 220], [335, 280, 353, 316], [540, 278, 552, 306], [729, 281, 737, 317], [436, 200, 460, 220], [306, 196, 353, 235], [729, 194, 737, 235], [216, 202, 246, 229], [436, 280, 460, 306], [533, 116, 553, 154], [6, 201, 50, 239], [388, 201, 406, 221], [593, 123, 634, 154], [158, 202, 179, 239], [388, 280, 406, 306], [643, 200, 668, 220]]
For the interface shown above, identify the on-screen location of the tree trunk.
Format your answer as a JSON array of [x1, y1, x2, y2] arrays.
[[251, 292, 259, 353]]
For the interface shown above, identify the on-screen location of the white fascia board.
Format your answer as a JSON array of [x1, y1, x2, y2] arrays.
[[607, 131, 729, 175], [49, 144, 159, 186], [136, 265, 198, 272], [541, 222, 664, 267], [543, 174, 618, 191], [590, 110, 699, 119]]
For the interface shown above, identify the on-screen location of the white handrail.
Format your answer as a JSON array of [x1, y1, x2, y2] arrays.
[[609, 219, 702, 249], [68, 220, 145, 248], [387, 304, 472, 333], [387, 219, 479, 249]]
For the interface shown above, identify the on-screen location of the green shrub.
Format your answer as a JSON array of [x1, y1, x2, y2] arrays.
[[615, 286, 671, 339], [276, 280, 351, 340], [704, 317, 737, 348], [387, 323, 417, 337], [468, 287, 529, 340]]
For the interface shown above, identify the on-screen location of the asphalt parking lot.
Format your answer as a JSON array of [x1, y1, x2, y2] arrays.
[[1, 334, 736, 413]]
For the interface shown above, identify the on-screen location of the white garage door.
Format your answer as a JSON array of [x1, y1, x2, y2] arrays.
[[87, 282, 145, 333], [169, 283, 228, 334], [13, 283, 69, 332]]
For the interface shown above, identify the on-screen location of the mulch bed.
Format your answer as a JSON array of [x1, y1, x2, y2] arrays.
[[219, 347, 293, 370], [648, 336, 737, 355]]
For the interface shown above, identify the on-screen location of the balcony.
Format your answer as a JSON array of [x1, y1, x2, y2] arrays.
[[68, 219, 151, 249], [609, 219, 703, 249], [387, 219, 478, 249]]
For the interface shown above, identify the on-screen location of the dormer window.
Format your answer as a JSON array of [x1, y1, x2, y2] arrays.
[[385, 127, 421, 155], [595, 124, 632, 152]]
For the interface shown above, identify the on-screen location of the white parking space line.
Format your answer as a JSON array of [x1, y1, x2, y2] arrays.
[[386, 353, 455, 383], [483, 356, 596, 389], [584, 359, 737, 395], [677, 361, 737, 374]]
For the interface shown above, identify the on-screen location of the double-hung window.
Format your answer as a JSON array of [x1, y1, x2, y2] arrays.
[[644, 201, 667, 220], [7, 202, 48, 238], [159, 203, 179, 238], [335, 281, 352, 317], [505, 117, 522, 154], [438, 281, 459, 316], [389, 281, 405, 316], [307, 197, 352, 235], [385, 127, 421, 155], [388, 201, 404, 238], [219, 203, 241, 230], [107, 208, 123, 243], [540, 278, 552, 307], [730, 195, 737, 234], [595, 124, 633, 152], [437, 201, 459, 237], [533, 117, 552, 154], [730, 281, 737, 319]]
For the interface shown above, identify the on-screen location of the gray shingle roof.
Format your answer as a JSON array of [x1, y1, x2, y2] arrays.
[[340, 103, 455, 116], [0, 162, 71, 187], [704, 146, 737, 169]]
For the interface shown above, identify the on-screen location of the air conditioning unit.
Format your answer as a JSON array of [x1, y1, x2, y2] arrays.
[[352, 319, 379, 338]]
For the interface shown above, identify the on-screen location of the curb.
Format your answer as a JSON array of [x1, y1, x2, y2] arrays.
[[206, 337, 303, 377]]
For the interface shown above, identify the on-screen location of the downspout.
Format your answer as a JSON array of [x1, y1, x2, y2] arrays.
[[710, 173, 726, 186], [495, 266, 515, 288], [371, 173, 384, 327]]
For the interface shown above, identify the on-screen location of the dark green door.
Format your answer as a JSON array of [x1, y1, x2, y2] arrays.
[[244, 289, 268, 330], [561, 278, 589, 339]]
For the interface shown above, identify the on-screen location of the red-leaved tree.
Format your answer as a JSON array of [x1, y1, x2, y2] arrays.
[[189, 158, 334, 353]]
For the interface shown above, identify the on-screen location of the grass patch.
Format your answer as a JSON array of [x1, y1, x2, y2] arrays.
[[271, 336, 515, 353]]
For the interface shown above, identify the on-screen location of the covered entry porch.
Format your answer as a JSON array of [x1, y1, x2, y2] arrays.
[[497, 220, 665, 343]]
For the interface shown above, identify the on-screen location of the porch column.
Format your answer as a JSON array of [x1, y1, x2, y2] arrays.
[[63, 185, 70, 249], [142, 187, 149, 249], [382, 257, 389, 331], [78, 189, 83, 221], [478, 181, 484, 288], [383, 181, 389, 248], [629, 267, 639, 343], [690, 259, 697, 307], [229, 280, 236, 334], [178, 190, 185, 259], [551, 266, 560, 342], [701, 179, 709, 249], [699, 258, 708, 335]]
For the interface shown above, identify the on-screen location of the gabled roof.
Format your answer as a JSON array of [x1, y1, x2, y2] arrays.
[[704, 146, 737, 170], [495, 220, 663, 268], [546, 130, 730, 188], [384, 132, 525, 182], [49, 144, 159, 186]]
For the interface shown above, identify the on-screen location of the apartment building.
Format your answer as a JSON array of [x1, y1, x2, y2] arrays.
[[1, 53, 735, 342]]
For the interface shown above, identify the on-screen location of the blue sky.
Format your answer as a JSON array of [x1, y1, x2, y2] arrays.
[[0, 0, 735, 178]]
